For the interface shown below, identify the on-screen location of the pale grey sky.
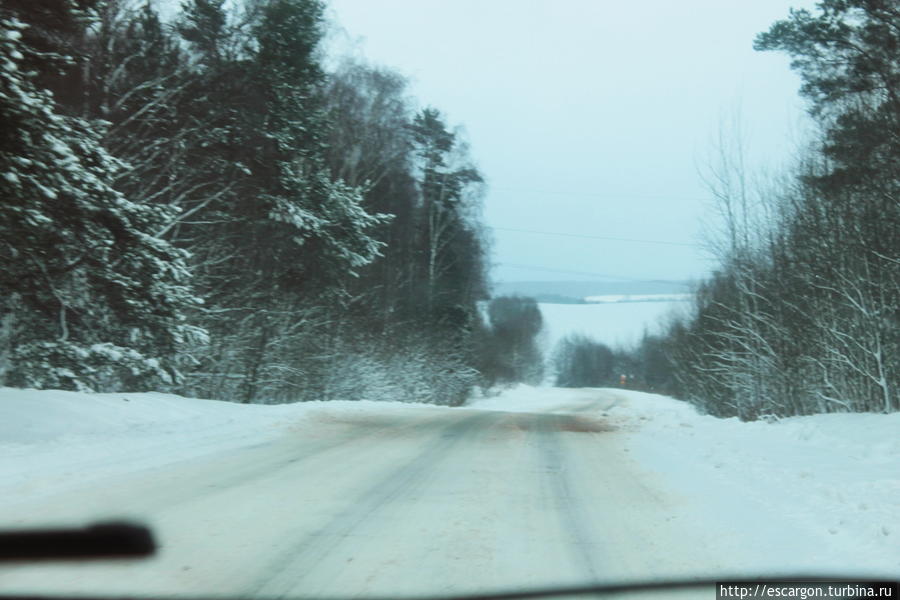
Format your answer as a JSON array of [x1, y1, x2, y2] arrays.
[[326, 0, 814, 283]]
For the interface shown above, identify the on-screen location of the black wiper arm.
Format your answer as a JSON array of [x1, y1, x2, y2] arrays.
[[0, 522, 155, 562]]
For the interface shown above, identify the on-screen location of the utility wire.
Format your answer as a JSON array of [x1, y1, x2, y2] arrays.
[[489, 226, 697, 248], [491, 185, 709, 202], [496, 262, 692, 285]]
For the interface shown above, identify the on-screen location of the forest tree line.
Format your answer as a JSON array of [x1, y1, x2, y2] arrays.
[[0, 0, 542, 403], [632, 0, 898, 419]]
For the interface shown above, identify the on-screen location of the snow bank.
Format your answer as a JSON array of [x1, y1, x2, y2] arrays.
[[2, 388, 273, 444], [0, 387, 448, 444], [0, 387, 440, 501], [614, 390, 900, 573]]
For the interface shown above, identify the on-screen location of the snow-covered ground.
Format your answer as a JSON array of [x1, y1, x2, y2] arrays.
[[475, 386, 900, 576], [583, 293, 693, 304], [539, 299, 690, 352], [0, 388, 442, 505], [1, 385, 898, 597]]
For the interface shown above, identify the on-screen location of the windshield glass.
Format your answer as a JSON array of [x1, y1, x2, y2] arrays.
[[0, 0, 897, 598]]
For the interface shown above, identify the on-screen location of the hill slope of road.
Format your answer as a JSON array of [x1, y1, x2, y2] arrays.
[[0, 386, 897, 597]]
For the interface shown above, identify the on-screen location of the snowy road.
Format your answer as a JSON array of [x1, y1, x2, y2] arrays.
[[0, 389, 710, 598], [2, 386, 897, 598]]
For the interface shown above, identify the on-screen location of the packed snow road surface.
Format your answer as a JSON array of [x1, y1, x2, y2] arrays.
[[1, 390, 672, 597], [1, 386, 897, 597]]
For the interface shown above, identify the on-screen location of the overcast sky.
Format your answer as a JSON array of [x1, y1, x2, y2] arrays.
[[325, 0, 815, 284]]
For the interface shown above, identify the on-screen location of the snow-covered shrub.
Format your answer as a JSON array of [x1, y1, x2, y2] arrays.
[[8, 341, 176, 392]]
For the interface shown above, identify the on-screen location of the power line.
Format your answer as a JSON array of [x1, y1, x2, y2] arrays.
[[496, 262, 691, 285], [489, 226, 698, 248], [490, 186, 709, 202]]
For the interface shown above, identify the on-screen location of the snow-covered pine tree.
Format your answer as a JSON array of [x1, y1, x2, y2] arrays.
[[248, 0, 388, 290], [0, 13, 206, 392], [162, 0, 393, 402]]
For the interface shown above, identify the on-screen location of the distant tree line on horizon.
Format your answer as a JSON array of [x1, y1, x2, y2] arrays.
[[634, 0, 898, 419], [0, 0, 542, 403]]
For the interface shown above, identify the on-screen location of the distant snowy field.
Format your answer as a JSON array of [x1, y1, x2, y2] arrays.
[[538, 298, 690, 353], [583, 293, 693, 304]]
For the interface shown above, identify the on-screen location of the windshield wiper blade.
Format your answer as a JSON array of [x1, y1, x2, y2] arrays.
[[0, 522, 155, 562]]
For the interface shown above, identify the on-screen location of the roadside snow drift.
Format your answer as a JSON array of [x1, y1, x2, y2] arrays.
[[0, 388, 444, 503]]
